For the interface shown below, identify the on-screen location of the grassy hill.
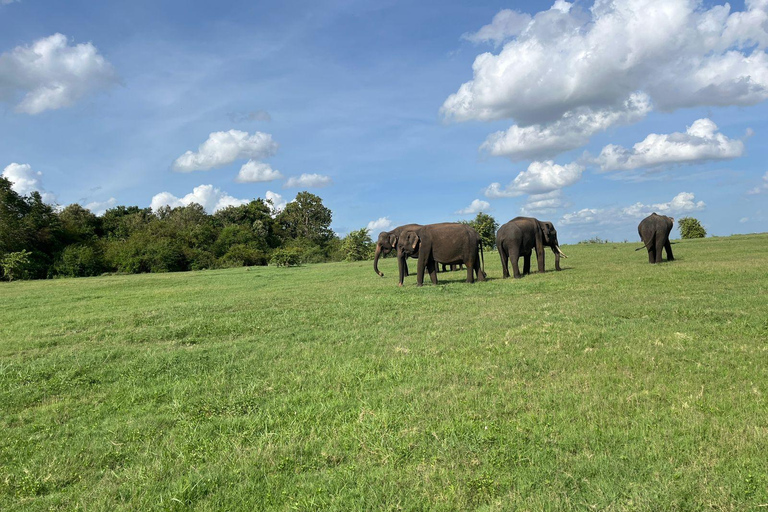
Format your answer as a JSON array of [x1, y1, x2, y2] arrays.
[[2, 234, 767, 511]]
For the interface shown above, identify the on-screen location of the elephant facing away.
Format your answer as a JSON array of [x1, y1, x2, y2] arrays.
[[396, 223, 485, 286], [374, 224, 422, 278], [638, 213, 674, 264], [497, 217, 567, 279]]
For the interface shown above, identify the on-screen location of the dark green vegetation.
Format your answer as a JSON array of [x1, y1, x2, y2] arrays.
[[679, 217, 707, 239], [2, 234, 767, 510]]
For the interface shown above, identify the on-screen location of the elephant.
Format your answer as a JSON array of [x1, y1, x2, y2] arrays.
[[374, 224, 422, 278], [497, 217, 567, 279], [637, 213, 674, 263], [396, 223, 485, 286]]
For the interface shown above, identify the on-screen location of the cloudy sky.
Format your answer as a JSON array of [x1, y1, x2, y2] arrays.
[[1, 0, 767, 242]]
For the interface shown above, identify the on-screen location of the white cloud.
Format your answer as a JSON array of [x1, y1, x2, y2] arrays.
[[85, 197, 116, 216], [481, 93, 651, 160], [595, 118, 745, 172], [561, 192, 705, 226], [265, 190, 287, 213], [456, 199, 492, 215], [520, 190, 567, 215], [747, 171, 768, 194], [172, 130, 278, 172], [235, 160, 283, 183], [367, 217, 394, 233], [462, 9, 532, 46], [284, 173, 332, 188], [444, 0, 768, 155], [740, 217, 750, 223], [484, 160, 584, 198], [0, 33, 118, 114], [2, 162, 55, 202], [150, 184, 249, 214]]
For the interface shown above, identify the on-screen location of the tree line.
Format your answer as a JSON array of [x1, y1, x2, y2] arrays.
[[0, 176, 501, 281]]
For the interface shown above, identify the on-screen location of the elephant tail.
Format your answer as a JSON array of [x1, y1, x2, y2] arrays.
[[635, 237, 654, 251], [480, 239, 486, 277]]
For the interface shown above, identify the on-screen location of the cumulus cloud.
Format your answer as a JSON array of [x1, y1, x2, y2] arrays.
[[2, 162, 55, 202], [747, 171, 768, 194], [520, 190, 567, 215], [172, 130, 278, 172], [235, 160, 283, 183], [367, 217, 394, 233], [484, 160, 584, 198], [85, 197, 116, 216], [456, 199, 492, 215], [462, 9, 532, 46], [481, 93, 651, 160], [595, 118, 746, 172], [561, 192, 705, 226], [150, 184, 249, 214], [0, 33, 118, 114], [284, 173, 332, 188], [265, 190, 287, 213], [444, 0, 768, 157]]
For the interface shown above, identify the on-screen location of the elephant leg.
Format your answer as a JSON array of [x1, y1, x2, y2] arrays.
[[511, 250, 522, 279], [665, 240, 674, 261], [403, 259, 410, 277], [416, 255, 427, 286], [427, 259, 438, 285], [475, 254, 485, 282], [655, 237, 665, 264], [647, 247, 655, 264], [523, 253, 531, 275], [500, 247, 510, 279]]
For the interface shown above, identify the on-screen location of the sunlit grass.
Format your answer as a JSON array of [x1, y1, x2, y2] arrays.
[[1, 234, 767, 510]]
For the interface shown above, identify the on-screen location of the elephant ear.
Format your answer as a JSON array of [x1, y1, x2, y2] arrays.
[[539, 221, 551, 244], [388, 233, 397, 248], [403, 231, 419, 252]]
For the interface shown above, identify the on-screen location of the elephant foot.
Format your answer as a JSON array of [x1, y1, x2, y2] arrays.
[[398, 283, 403, 287], [513, 275, 522, 279]]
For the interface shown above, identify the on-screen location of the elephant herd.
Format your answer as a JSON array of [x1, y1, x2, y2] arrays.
[[373, 213, 676, 286]]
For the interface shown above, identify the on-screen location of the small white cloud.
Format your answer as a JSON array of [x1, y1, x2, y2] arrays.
[[747, 171, 768, 194], [520, 190, 566, 215], [172, 130, 278, 172], [284, 173, 332, 188], [367, 217, 394, 233], [0, 33, 118, 114], [84, 197, 116, 216], [235, 160, 283, 183], [2, 162, 55, 202], [485, 160, 583, 198], [456, 199, 491, 215], [150, 184, 249, 214], [461, 9, 532, 46], [740, 217, 750, 223], [595, 119, 745, 172], [560, 192, 705, 226], [265, 190, 287, 213]]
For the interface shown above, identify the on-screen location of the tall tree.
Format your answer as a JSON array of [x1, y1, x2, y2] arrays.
[[276, 192, 334, 246]]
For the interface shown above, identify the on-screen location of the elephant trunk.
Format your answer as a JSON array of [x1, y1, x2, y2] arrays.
[[374, 243, 384, 277]]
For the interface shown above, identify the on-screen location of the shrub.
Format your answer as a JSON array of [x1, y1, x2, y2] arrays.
[[270, 248, 302, 267], [55, 244, 105, 277], [1, 250, 32, 281], [342, 228, 374, 262], [679, 217, 706, 239], [220, 244, 267, 267], [579, 237, 609, 244]]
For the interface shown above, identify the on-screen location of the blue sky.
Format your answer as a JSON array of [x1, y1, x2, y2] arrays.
[[1, 0, 767, 243]]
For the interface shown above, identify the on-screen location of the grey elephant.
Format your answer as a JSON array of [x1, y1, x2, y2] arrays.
[[637, 213, 674, 263], [396, 223, 485, 286], [496, 217, 567, 279], [374, 224, 422, 278]]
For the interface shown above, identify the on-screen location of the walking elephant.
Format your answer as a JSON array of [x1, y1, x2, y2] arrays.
[[374, 224, 422, 278], [497, 217, 567, 279], [396, 223, 485, 286], [637, 213, 674, 264]]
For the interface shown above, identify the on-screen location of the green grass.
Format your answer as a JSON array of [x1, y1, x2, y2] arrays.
[[2, 234, 767, 511]]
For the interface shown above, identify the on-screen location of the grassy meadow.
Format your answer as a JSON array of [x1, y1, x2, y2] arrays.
[[1, 234, 767, 511]]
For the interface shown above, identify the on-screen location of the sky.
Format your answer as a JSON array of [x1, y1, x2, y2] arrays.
[[1, 0, 767, 243]]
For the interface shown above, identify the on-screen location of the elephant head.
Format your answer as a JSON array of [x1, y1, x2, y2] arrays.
[[397, 231, 420, 258], [539, 220, 567, 270], [373, 231, 398, 277]]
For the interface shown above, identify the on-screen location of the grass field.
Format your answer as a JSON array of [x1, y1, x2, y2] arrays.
[[2, 234, 768, 511]]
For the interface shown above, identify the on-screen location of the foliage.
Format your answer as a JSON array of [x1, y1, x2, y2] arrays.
[[220, 244, 267, 267], [679, 217, 707, 239], [2, 235, 768, 509], [460, 212, 498, 249], [0, 250, 31, 281], [342, 228, 374, 261], [269, 247, 302, 267], [54, 244, 106, 277], [276, 192, 334, 246], [579, 236, 610, 244]]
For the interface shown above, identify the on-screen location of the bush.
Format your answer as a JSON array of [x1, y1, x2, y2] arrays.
[[679, 217, 706, 239], [270, 248, 302, 267], [55, 244, 105, 277], [219, 244, 267, 267], [578, 237, 609, 244], [342, 228, 374, 261], [1, 250, 32, 281]]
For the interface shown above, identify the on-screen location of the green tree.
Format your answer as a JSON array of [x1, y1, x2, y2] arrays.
[[1, 250, 31, 281], [679, 217, 706, 239], [342, 228, 374, 261], [276, 192, 333, 246], [462, 212, 499, 249]]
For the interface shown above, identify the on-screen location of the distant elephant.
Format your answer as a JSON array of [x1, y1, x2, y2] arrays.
[[637, 213, 674, 264], [397, 223, 485, 286], [374, 224, 422, 278], [497, 217, 567, 279]]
